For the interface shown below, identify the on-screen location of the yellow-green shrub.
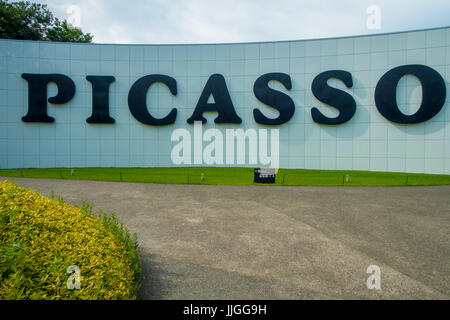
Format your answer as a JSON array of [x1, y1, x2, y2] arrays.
[[0, 180, 141, 300]]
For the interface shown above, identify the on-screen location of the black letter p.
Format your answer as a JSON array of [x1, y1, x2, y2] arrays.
[[22, 73, 76, 123]]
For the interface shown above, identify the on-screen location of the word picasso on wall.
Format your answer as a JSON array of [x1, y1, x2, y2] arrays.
[[20, 64, 446, 127]]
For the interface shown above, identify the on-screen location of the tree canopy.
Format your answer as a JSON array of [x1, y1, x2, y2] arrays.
[[0, 0, 93, 42]]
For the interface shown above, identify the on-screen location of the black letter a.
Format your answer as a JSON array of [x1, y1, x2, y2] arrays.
[[187, 74, 242, 124]]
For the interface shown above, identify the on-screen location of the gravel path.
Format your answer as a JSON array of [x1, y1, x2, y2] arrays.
[[4, 177, 449, 300]]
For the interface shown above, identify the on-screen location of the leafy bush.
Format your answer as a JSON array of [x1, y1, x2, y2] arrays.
[[0, 180, 141, 300]]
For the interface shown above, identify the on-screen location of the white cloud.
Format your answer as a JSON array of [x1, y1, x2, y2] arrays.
[[28, 0, 450, 44]]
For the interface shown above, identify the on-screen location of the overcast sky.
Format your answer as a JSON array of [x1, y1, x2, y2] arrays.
[[29, 0, 450, 44]]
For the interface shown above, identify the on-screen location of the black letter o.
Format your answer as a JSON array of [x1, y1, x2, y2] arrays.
[[375, 65, 446, 124]]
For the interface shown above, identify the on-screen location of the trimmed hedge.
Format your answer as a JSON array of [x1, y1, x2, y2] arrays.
[[0, 180, 141, 300]]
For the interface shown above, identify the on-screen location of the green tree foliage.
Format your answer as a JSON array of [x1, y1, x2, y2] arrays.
[[46, 19, 93, 43], [0, 0, 93, 42]]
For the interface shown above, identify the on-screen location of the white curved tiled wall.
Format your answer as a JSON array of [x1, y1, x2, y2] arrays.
[[0, 27, 449, 173]]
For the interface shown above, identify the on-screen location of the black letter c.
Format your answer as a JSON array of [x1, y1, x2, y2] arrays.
[[128, 74, 178, 126]]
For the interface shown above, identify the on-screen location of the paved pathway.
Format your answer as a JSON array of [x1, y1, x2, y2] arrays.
[[3, 177, 449, 299]]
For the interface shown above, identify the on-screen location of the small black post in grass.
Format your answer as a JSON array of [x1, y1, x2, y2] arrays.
[[20, 169, 24, 177], [60, 170, 64, 179], [71, 169, 74, 177], [405, 176, 409, 185], [187, 175, 190, 184], [120, 172, 122, 182], [282, 174, 285, 185]]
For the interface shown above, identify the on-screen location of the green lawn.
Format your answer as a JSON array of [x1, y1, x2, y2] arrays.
[[1, 167, 450, 186]]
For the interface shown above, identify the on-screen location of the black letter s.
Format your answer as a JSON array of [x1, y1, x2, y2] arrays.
[[311, 70, 356, 125], [253, 73, 295, 125]]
